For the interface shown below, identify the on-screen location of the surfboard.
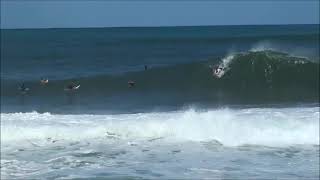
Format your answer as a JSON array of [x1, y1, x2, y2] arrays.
[[64, 85, 80, 91], [19, 88, 29, 94], [40, 79, 49, 84], [19, 87, 29, 91], [73, 85, 80, 89]]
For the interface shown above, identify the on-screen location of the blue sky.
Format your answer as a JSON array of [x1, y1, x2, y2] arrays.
[[1, 1, 319, 29]]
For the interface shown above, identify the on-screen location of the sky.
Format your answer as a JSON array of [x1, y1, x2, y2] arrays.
[[1, 1, 319, 29]]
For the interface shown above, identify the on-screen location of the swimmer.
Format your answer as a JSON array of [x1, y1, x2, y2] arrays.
[[144, 65, 148, 70]]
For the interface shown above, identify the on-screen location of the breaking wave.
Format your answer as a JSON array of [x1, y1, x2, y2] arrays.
[[2, 50, 318, 106], [4, 50, 319, 90], [1, 107, 319, 147], [214, 50, 318, 87]]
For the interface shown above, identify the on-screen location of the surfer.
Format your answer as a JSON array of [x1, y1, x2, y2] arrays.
[[64, 82, 80, 91], [18, 83, 29, 94], [128, 80, 135, 88], [212, 65, 224, 78], [40, 78, 49, 85], [144, 65, 148, 70], [214, 67, 223, 74]]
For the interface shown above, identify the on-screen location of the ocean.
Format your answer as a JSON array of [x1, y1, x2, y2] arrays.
[[1, 25, 319, 179]]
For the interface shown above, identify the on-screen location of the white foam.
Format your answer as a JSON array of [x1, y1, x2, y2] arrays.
[[213, 54, 234, 78], [1, 107, 319, 146], [249, 42, 317, 61], [220, 54, 234, 68], [250, 41, 275, 52]]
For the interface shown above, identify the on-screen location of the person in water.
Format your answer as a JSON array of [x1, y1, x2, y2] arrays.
[[144, 65, 148, 70], [212, 65, 223, 77], [65, 82, 80, 91], [214, 67, 223, 74], [40, 78, 49, 85], [128, 80, 135, 88], [18, 83, 29, 93]]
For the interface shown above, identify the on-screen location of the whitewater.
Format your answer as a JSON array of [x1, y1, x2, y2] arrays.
[[2, 107, 319, 146], [1, 107, 319, 179]]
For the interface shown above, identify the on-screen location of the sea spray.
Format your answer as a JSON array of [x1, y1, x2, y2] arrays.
[[2, 107, 318, 146]]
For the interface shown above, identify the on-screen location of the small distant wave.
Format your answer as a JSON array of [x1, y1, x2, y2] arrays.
[[1, 107, 319, 147]]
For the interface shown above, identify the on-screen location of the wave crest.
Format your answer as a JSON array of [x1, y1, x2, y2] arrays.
[[1, 107, 319, 147], [2, 50, 318, 106], [214, 50, 318, 90]]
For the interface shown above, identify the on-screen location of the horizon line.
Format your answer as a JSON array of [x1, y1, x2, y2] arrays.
[[1, 23, 319, 30]]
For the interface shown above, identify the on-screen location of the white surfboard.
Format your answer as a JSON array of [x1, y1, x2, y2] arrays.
[[64, 85, 80, 91], [73, 85, 80, 89]]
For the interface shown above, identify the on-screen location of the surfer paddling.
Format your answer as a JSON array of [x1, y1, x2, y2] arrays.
[[18, 83, 29, 94], [40, 78, 49, 85], [64, 82, 80, 91], [128, 80, 135, 88]]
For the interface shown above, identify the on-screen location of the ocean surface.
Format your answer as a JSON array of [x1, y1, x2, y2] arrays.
[[1, 25, 319, 179]]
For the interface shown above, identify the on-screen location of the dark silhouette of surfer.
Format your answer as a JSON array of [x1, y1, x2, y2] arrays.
[[128, 80, 135, 88], [18, 83, 29, 94], [64, 82, 80, 91], [144, 65, 148, 70], [40, 78, 49, 85]]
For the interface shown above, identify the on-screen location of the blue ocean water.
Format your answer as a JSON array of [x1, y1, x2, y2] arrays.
[[1, 25, 319, 179]]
